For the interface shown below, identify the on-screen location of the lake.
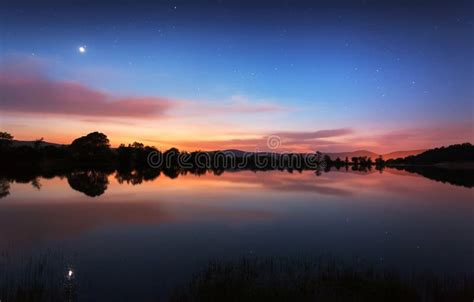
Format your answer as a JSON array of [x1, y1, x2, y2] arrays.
[[0, 168, 473, 300]]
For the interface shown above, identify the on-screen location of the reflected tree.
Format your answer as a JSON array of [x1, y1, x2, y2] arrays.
[[162, 167, 181, 179], [67, 170, 109, 197], [0, 178, 10, 199], [31, 178, 42, 190]]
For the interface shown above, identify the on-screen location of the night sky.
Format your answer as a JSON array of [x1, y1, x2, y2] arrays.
[[1, 0, 473, 152]]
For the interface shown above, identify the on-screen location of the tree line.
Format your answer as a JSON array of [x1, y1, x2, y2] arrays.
[[1, 131, 472, 197], [1, 131, 472, 171], [0, 131, 386, 171]]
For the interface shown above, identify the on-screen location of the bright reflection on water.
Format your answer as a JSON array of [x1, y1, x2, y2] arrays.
[[0, 169, 473, 300]]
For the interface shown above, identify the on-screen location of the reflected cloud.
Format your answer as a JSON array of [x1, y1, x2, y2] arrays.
[[0, 200, 276, 248], [0, 167, 472, 249], [214, 171, 354, 197], [0, 201, 172, 247], [0, 178, 11, 199]]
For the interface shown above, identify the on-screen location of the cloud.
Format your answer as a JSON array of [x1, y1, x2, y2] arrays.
[[176, 94, 290, 117], [362, 123, 474, 151], [0, 57, 173, 118], [158, 123, 473, 154], [271, 128, 353, 140], [161, 128, 352, 152]]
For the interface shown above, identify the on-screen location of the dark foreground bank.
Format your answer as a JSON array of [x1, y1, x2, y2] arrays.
[[1, 252, 473, 302]]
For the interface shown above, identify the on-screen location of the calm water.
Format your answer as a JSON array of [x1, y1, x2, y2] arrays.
[[1, 168, 473, 300]]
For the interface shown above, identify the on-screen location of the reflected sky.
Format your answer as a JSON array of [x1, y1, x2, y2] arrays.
[[0, 170, 472, 299]]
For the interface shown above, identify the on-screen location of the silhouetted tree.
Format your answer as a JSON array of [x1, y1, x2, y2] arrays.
[[163, 147, 180, 167], [375, 156, 385, 172], [69, 132, 113, 163], [117, 142, 160, 169], [323, 154, 332, 165], [130, 142, 144, 149], [375, 156, 385, 166], [34, 137, 44, 149], [351, 157, 359, 166], [0, 131, 13, 149], [386, 143, 474, 165], [43, 145, 69, 161], [314, 151, 323, 165]]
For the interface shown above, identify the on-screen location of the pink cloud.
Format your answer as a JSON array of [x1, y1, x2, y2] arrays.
[[349, 123, 474, 153], [0, 60, 172, 118]]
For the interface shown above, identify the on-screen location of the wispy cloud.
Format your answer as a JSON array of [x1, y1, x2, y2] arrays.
[[161, 128, 352, 152], [271, 128, 353, 140], [175, 94, 290, 118]]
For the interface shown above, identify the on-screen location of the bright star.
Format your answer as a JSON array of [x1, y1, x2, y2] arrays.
[[78, 46, 86, 53]]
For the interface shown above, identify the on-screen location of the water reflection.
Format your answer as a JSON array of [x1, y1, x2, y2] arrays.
[[67, 170, 109, 197], [0, 201, 171, 246], [0, 178, 10, 198], [116, 168, 161, 185], [0, 165, 472, 199], [0, 168, 472, 300], [1, 169, 472, 247]]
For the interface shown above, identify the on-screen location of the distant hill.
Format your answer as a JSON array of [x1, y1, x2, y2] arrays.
[[325, 150, 426, 160], [387, 143, 474, 165], [11, 140, 63, 148], [381, 150, 426, 160], [222, 149, 248, 157]]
